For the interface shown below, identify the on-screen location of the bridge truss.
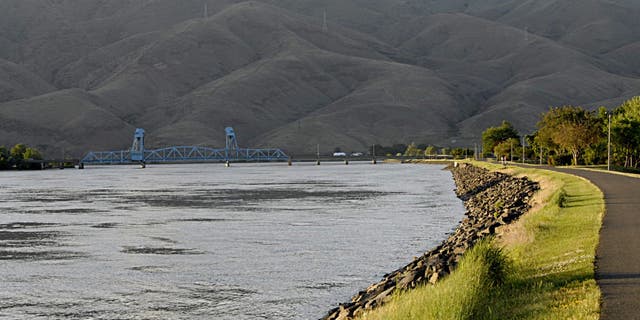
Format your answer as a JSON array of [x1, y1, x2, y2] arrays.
[[81, 127, 288, 165]]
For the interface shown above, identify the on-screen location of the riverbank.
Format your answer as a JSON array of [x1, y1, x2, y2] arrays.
[[353, 162, 603, 319], [323, 163, 539, 319]]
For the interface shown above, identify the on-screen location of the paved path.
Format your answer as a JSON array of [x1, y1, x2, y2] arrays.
[[547, 168, 640, 320]]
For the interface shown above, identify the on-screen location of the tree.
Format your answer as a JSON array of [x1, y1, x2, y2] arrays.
[[451, 148, 472, 159], [522, 134, 543, 163], [532, 126, 560, 165], [610, 97, 640, 168], [482, 121, 520, 157], [10, 143, 27, 159], [404, 143, 420, 157], [0, 146, 9, 170], [0, 144, 44, 170], [23, 147, 43, 160], [611, 117, 640, 167], [536, 106, 602, 165], [493, 138, 519, 160], [583, 142, 606, 166], [9, 143, 27, 168], [424, 145, 436, 158]]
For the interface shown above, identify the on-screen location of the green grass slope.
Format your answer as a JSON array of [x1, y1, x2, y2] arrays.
[[359, 164, 603, 319]]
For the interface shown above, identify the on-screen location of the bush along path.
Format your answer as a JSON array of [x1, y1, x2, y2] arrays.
[[322, 163, 538, 320]]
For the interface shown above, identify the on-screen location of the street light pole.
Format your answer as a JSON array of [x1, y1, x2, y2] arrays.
[[522, 135, 525, 164], [608, 112, 611, 171], [510, 140, 513, 162]]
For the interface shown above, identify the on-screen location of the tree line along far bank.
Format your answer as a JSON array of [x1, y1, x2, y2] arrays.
[[369, 143, 472, 159], [483, 96, 640, 169], [391, 96, 640, 170], [0, 144, 43, 170], [5, 96, 640, 170]]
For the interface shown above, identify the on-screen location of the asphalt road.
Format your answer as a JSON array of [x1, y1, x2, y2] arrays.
[[547, 168, 640, 320]]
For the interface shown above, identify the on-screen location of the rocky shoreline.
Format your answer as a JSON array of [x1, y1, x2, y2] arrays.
[[322, 163, 539, 320]]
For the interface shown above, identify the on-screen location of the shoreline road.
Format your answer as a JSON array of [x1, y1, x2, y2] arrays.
[[546, 168, 640, 320]]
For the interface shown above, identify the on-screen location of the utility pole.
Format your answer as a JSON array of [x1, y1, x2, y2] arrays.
[[322, 10, 328, 32], [372, 144, 377, 164], [608, 112, 612, 171], [204, 2, 208, 18], [510, 140, 513, 162], [522, 135, 525, 164]]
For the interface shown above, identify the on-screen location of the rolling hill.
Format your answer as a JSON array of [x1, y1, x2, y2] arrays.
[[0, 0, 639, 156]]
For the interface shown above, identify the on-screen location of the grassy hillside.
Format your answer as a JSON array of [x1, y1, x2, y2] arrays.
[[0, 59, 54, 103], [358, 163, 603, 319], [1, 0, 640, 155]]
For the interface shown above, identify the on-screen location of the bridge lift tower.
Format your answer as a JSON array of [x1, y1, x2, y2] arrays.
[[80, 127, 288, 166], [225, 127, 239, 160], [131, 128, 145, 162]]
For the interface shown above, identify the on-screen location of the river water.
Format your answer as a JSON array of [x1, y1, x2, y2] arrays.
[[0, 162, 464, 319]]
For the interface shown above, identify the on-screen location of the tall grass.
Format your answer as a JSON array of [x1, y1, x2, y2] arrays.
[[358, 163, 603, 320], [360, 239, 511, 320]]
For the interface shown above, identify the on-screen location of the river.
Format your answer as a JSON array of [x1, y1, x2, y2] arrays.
[[0, 162, 464, 319]]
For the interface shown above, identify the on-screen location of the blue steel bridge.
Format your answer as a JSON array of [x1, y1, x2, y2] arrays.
[[81, 127, 288, 165]]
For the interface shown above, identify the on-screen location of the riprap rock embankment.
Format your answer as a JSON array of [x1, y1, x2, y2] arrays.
[[322, 163, 539, 320]]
